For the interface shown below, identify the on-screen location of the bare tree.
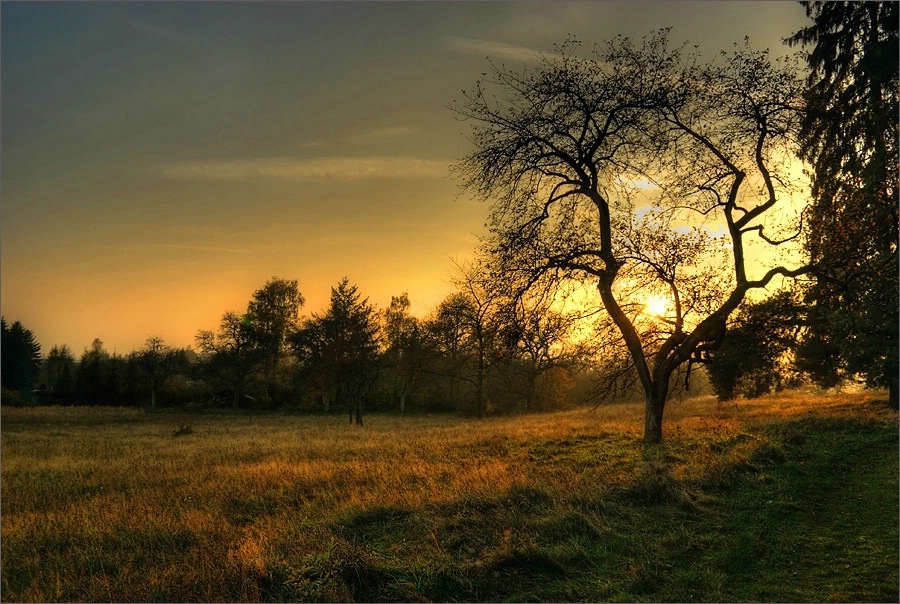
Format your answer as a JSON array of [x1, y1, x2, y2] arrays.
[[506, 289, 592, 412], [452, 31, 809, 443], [136, 336, 178, 408], [382, 292, 424, 413], [421, 260, 513, 419], [196, 312, 261, 409]]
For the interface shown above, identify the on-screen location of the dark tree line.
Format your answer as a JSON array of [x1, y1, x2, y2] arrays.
[[788, 1, 898, 405], [1, 329, 196, 407], [7, 275, 591, 417]]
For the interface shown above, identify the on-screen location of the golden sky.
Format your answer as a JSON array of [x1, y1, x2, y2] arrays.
[[1, 1, 810, 354]]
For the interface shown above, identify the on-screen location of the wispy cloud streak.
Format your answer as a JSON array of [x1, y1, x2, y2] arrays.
[[159, 156, 450, 182], [350, 126, 419, 142], [148, 244, 249, 254], [447, 37, 549, 63]]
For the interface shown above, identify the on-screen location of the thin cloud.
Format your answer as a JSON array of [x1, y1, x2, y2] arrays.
[[148, 243, 249, 254], [447, 36, 548, 63], [159, 156, 450, 182], [350, 126, 419, 142]]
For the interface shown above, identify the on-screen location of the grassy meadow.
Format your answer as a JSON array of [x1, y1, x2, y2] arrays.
[[2, 392, 897, 602]]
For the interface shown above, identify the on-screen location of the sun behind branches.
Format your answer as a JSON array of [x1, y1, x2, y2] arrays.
[[642, 293, 672, 319]]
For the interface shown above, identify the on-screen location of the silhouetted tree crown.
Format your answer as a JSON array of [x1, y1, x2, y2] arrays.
[[247, 277, 305, 402], [1, 317, 42, 395], [292, 278, 380, 423], [452, 30, 809, 443]]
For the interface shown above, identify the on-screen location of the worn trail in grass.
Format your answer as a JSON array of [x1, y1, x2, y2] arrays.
[[2, 392, 897, 602]]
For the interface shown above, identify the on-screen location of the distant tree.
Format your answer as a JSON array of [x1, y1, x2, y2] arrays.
[[1, 317, 42, 401], [44, 344, 76, 401], [421, 293, 471, 411], [507, 296, 589, 412], [196, 312, 261, 408], [706, 291, 805, 401], [381, 292, 424, 413], [291, 317, 334, 409], [423, 261, 513, 419], [452, 32, 809, 443], [135, 336, 184, 408], [292, 278, 380, 425], [247, 277, 304, 403], [787, 2, 899, 405], [77, 338, 109, 404]]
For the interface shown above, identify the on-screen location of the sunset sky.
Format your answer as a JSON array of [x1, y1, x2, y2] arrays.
[[1, 1, 810, 355]]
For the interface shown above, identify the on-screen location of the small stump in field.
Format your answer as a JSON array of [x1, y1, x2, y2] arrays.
[[172, 423, 193, 438]]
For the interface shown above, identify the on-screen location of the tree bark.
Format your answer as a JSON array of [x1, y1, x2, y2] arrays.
[[476, 371, 485, 419], [524, 371, 537, 413], [643, 387, 667, 445]]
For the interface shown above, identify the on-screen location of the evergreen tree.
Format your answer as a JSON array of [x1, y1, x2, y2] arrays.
[[1, 317, 42, 399], [787, 2, 899, 405], [45, 344, 76, 402], [293, 278, 380, 424]]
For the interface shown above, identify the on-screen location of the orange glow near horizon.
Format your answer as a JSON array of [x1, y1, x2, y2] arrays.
[[0, 2, 812, 357]]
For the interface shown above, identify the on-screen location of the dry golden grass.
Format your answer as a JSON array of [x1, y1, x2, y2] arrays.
[[1, 390, 895, 602]]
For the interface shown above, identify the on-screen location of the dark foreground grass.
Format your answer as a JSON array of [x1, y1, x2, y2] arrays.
[[2, 393, 897, 602]]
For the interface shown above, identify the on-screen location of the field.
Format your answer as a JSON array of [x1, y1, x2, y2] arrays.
[[2, 392, 897, 602]]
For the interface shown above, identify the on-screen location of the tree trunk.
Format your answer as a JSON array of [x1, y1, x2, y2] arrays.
[[643, 388, 666, 445], [476, 375, 485, 420], [476, 346, 486, 419], [150, 386, 157, 409], [525, 371, 537, 414], [355, 401, 363, 426], [399, 392, 406, 414]]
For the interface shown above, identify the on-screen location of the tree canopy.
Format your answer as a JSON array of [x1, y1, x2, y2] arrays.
[[453, 31, 809, 442], [788, 1, 899, 404], [248, 277, 305, 402], [292, 278, 380, 424], [1, 317, 42, 398]]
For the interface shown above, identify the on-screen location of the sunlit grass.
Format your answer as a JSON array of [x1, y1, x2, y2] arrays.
[[2, 391, 897, 602]]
